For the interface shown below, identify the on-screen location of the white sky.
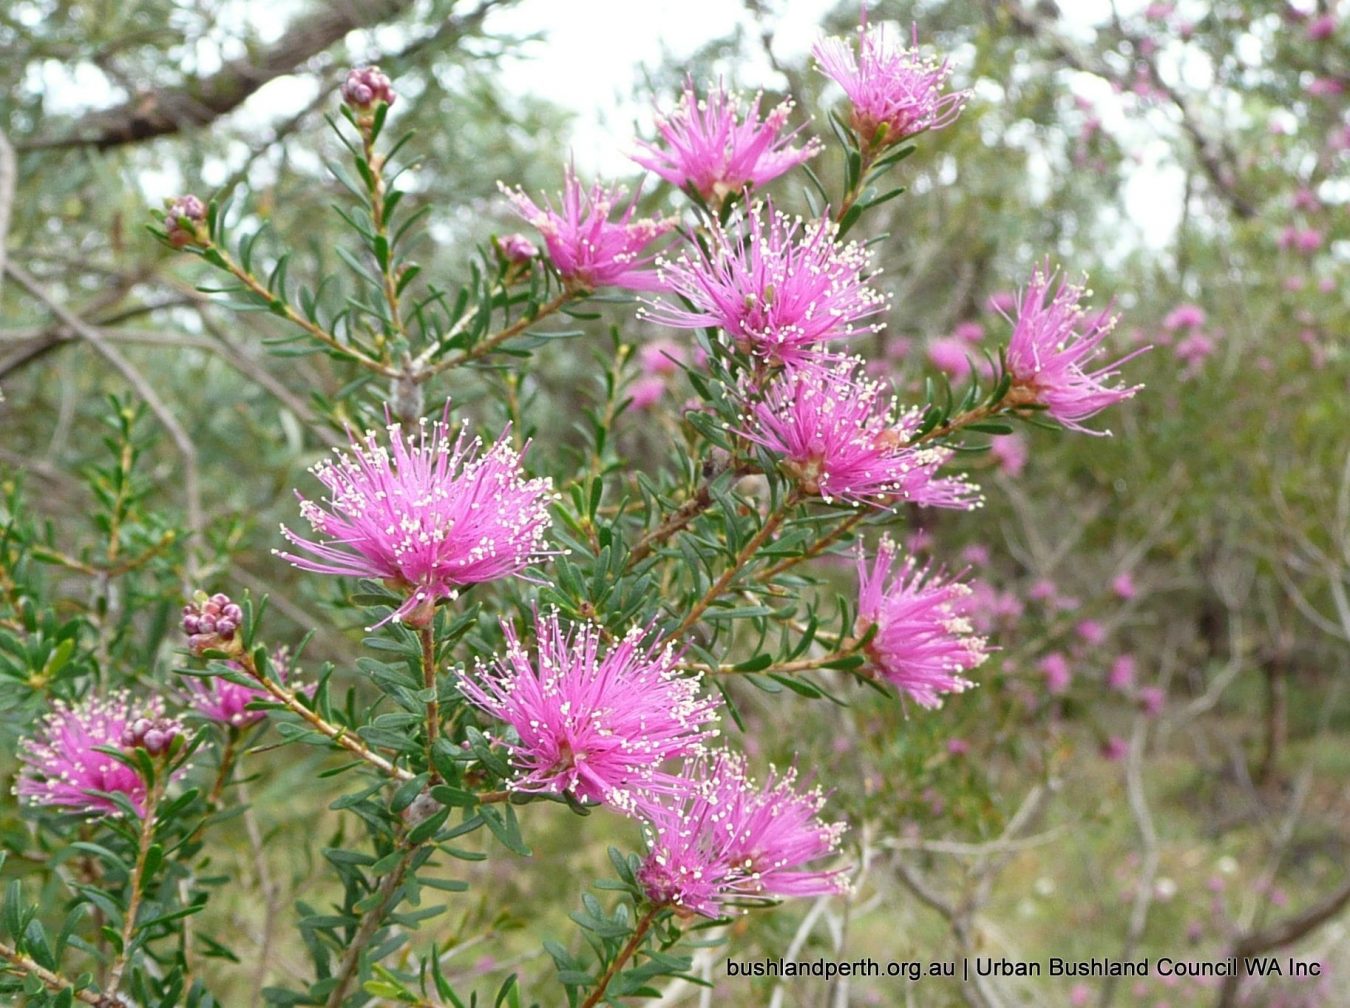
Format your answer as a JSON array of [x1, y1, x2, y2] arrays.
[[486, 0, 837, 172], [25, 0, 1188, 250]]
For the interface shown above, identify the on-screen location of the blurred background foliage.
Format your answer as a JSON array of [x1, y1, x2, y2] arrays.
[[0, 0, 1346, 1005]]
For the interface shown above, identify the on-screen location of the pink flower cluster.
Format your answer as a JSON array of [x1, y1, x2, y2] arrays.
[[636, 755, 847, 918], [632, 81, 821, 205], [276, 405, 554, 626], [813, 21, 967, 146], [501, 169, 674, 292], [647, 203, 886, 368], [185, 648, 298, 729], [739, 359, 980, 509], [455, 612, 848, 916], [458, 613, 718, 812], [15, 692, 182, 818], [856, 538, 989, 707], [1003, 267, 1146, 434]]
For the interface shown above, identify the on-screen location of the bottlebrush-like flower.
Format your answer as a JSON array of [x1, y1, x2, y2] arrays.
[[1003, 267, 1145, 435], [813, 20, 966, 146], [632, 80, 822, 204], [739, 359, 979, 509], [15, 693, 179, 817], [276, 409, 553, 626], [636, 754, 848, 918], [185, 648, 294, 728], [855, 538, 989, 708], [457, 613, 718, 811], [645, 204, 886, 367], [500, 168, 674, 292]]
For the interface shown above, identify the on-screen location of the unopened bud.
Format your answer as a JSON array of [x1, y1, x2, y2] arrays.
[[183, 590, 245, 656], [495, 233, 537, 265], [164, 194, 207, 249], [341, 66, 395, 115], [122, 716, 183, 756]]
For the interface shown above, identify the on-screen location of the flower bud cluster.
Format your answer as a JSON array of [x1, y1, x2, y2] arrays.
[[165, 194, 207, 248], [182, 591, 244, 655], [121, 716, 183, 756]]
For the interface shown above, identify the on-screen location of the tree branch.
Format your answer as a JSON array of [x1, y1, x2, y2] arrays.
[[0, 128, 14, 299], [19, 0, 421, 151]]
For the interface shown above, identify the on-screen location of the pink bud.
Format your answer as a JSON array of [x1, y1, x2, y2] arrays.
[[341, 66, 395, 112]]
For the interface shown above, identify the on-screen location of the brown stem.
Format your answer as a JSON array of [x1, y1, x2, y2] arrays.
[[105, 771, 166, 995], [760, 511, 867, 581], [361, 133, 408, 347], [694, 644, 858, 678], [208, 242, 394, 377], [579, 908, 659, 1008], [908, 401, 1000, 446], [206, 733, 238, 808], [666, 494, 796, 643], [419, 289, 574, 377], [1214, 878, 1350, 1008], [629, 483, 715, 566], [323, 845, 418, 1008], [420, 624, 440, 782], [0, 940, 117, 1006], [628, 461, 755, 567], [236, 650, 414, 782]]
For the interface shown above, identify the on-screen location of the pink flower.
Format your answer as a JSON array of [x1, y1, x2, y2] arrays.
[[185, 648, 296, 728], [986, 290, 1017, 314], [1174, 331, 1216, 375], [740, 359, 980, 509], [1308, 77, 1344, 98], [961, 543, 990, 566], [637, 754, 847, 918], [928, 336, 975, 379], [1004, 266, 1146, 435], [1292, 187, 1321, 212], [500, 168, 673, 292], [856, 538, 989, 708], [494, 233, 537, 264], [639, 339, 687, 377], [646, 203, 886, 367], [1101, 736, 1129, 762], [1138, 685, 1166, 716], [457, 613, 718, 812], [813, 19, 966, 146], [989, 432, 1029, 477], [1041, 652, 1072, 694], [276, 407, 554, 627], [633, 80, 821, 204], [1112, 572, 1137, 599], [341, 66, 395, 112], [947, 738, 970, 756], [966, 583, 1024, 633], [953, 320, 984, 344], [16, 693, 180, 817], [1296, 228, 1323, 254], [628, 375, 667, 410], [1307, 14, 1337, 40], [1029, 578, 1058, 602], [1077, 619, 1107, 646], [1162, 303, 1206, 331]]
